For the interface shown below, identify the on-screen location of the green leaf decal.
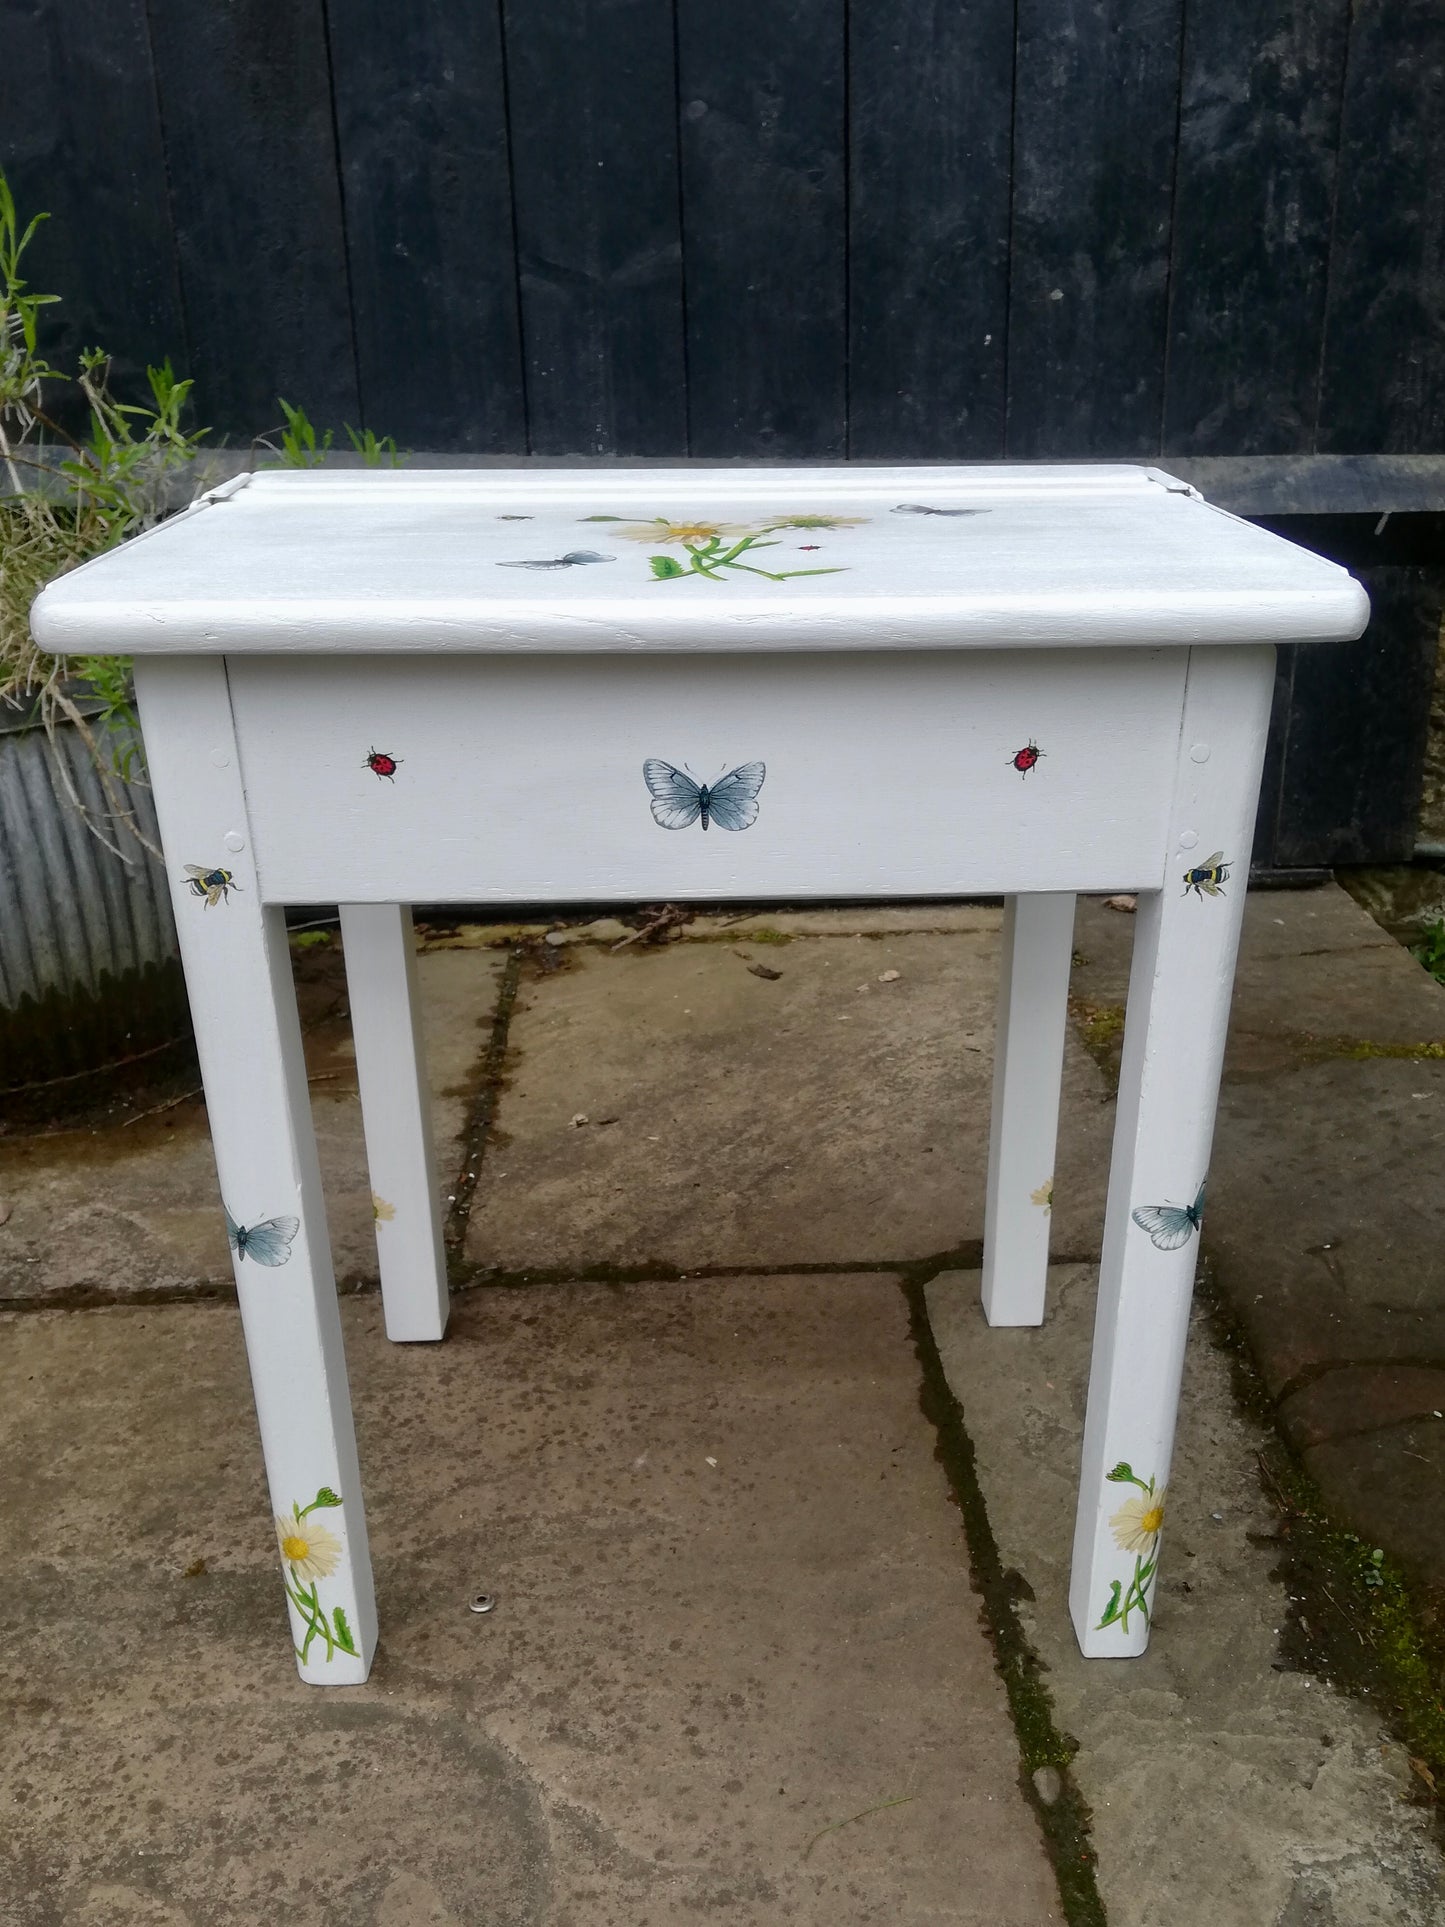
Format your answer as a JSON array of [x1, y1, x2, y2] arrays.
[[649, 555, 686, 579]]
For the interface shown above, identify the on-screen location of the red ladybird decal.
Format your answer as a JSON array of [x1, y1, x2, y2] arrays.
[[364, 747, 402, 782], [1008, 739, 1043, 777]]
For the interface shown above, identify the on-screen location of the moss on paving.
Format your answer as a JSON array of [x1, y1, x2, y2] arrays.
[[1197, 1263, 1445, 1831], [1305, 1037, 1445, 1061], [900, 1267, 1107, 1925], [1068, 998, 1125, 1088]]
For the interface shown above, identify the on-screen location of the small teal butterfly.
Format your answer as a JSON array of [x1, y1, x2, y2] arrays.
[[225, 1207, 299, 1267], [1131, 1181, 1206, 1251], [643, 759, 765, 832]]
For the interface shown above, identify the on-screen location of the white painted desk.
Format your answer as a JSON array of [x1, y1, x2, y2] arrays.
[[33, 465, 1368, 1683]]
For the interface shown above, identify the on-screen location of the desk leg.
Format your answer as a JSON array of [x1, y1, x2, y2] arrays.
[[982, 893, 1075, 1325], [135, 658, 376, 1684], [1069, 644, 1273, 1657], [339, 904, 449, 1342]]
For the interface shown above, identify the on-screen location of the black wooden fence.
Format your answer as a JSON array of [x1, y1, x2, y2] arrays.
[[5, 0, 1444, 463], [3, 0, 1444, 868]]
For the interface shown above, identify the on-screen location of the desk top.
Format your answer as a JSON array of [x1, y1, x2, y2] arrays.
[[32, 464, 1369, 657]]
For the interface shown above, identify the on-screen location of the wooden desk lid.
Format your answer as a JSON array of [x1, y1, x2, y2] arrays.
[[32, 464, 1369, 657]]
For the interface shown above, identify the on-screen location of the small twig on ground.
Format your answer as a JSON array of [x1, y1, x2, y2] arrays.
[[801, 1794, 915, 1861], [121, 1084, 203, 1126], [119, 1067, 339, 1127], [0, 1033, 191, 1098], [734, 949, 782, 980], [610, 903, 691, 950]]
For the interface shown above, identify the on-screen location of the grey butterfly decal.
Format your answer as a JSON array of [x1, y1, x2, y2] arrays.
[[892, 504, 990, 517], [496, 550, 614, 570], [1130, 1182, 1206, 1251], [643, 759, 765, 832], [225, 1207, 300, 1267]]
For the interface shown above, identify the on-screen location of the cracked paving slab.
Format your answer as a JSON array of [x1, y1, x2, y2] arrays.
[[465, 929, 1113, 1274], [0, 1274, 1063, 1926], [928, 1263, 1445, 1927]]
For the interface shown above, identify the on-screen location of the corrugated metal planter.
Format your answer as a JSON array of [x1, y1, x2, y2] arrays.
[[0, 692, 187, 1089]]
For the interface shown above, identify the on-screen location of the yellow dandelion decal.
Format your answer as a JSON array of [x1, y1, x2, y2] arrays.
[[275, 1510, 342, 1585], [1030, 1179, 1053, 1212], [615, 519, 746, 544], [372, 1193, 395, 1222]]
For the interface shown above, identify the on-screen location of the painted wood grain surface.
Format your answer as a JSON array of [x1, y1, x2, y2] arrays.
[[504, 0, 687, 456], [142, 0, 358, 437], [1007, 0, 1184, 459], [1317, 0, 1445, 454], [846, 0, 1012, 459], [1163, 0, 1352, 457], [0, 0, 186, 429], [5, 0, 1442, 465], [326, 0, 526, 453], [676, 0, 847, 458]]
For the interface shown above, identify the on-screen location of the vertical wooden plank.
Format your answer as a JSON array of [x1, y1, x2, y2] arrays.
[[0, 0, 188, 417], [502, 0, 686, 456], [677, 0, 846, 457], [145, 0, 358, 440], [326, 1, 526, 452], [1274, 566, 1441, 865], [1249, 644, 1296, 871], [1318, 1, 1445, 453], [1163, 0, 1351, 456], [848, 0, 1013, 459], [1008, 0, 1184, 458]]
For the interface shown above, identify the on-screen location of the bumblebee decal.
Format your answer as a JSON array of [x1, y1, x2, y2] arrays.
[[1182, 852, 1230, 899]]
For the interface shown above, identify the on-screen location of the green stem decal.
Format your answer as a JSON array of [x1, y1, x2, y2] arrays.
[[649, 525, 847, 584]]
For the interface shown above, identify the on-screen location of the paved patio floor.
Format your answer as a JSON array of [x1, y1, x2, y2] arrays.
[[2, 885, 1442, 1924]]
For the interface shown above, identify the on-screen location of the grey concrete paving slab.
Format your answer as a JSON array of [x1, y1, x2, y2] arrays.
[[0, 947, 502, 1306], [928, 1265, 1445, 1927], [1072, 883, 1445, 1069], [1209, 1058, 1445, 1384], [1278, 1364, 1445, 1453], [0, 1276, 1062, 1926], [465, 933, 1112, 1274]]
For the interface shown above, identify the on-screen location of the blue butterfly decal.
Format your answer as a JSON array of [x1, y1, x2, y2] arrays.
[[643, 759, 765, 832], [1130, 1181, 1206, 1251], [225, 1207, 300, 1267]]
